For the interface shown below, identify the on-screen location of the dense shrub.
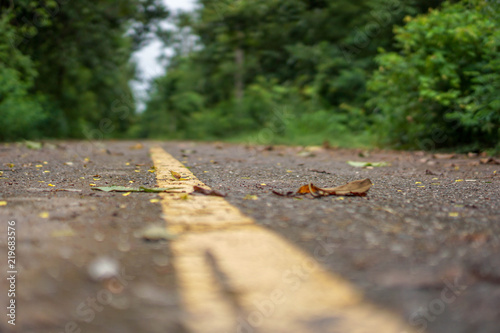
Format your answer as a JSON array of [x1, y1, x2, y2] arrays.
[[139, 0, 441, 148], [367, 0, 500, 151]]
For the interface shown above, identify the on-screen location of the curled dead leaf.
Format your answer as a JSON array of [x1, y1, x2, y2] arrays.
[[192, 186, 226, 197], [170, 170, 182, 179], [274, 178, 373, 198], [480, 157, 500, 165]]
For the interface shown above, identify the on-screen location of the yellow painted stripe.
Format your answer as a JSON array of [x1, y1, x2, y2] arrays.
[[150, 146, 416, 333]]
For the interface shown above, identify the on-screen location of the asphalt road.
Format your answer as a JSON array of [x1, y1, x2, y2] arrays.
[[0, 141, 498, 333]]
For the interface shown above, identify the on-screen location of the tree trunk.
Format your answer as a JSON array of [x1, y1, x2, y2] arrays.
[[234, 47, 244, 101]]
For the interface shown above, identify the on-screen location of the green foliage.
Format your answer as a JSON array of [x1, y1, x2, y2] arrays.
[[0, 14, 46, 141], [0, 66, 47, 141], [0, 0, 168, 141], [3, 0, 495, 152], [367, 0, 500, 151], [140, 0, 442, 147]]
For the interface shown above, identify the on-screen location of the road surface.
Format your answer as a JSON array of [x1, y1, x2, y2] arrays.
[[0, 141, 498, 333]]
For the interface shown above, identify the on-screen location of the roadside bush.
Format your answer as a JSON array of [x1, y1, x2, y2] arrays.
[[367, 0, 500, 152], [0, 15, 46, 141]]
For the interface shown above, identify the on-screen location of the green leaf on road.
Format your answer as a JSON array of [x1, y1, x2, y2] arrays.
[[297, 178, 373, 197], [23, 140, 43, 150], [139, 186, 182, 193], [92, 186, 181, 193], [347, 161, 389, 168], [140, 225, 177, 242]]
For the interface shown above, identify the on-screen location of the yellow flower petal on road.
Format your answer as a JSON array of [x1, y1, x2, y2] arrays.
[[48, 184, 55, 187], [455, 179, 463, 182], [39, 212, 49, 218], [0, 201, 7, 206], [36, 164, 43, 168], [449, 212, 459, 217], [415, 181, 422, 184], [89, 183, 96, 186], [122, 192, 131, 196], [43, 161, 48, 164], [44, 170, 50, 173], [150, 199, 160, 203]]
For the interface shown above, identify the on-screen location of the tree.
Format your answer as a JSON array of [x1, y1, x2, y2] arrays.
[[140, 0, 446, 144], [0, 0, 169, 140], [0, 13, 46, 141]]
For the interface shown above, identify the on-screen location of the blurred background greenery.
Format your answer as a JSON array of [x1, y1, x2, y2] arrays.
[[1, 0, 498, 152]]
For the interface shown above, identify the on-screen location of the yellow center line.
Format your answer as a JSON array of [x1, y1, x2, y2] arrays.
[[150, 146, 416, 333]]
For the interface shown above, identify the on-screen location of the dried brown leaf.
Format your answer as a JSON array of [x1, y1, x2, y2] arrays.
[[192, 185, 226, 197], [480, 157, 500, 165], [318, 178, 373, 196], [275, 178, 373, 197], [433, 153, 455, 159], [129, 143, 144, 150], [170, 170, 182, 179]]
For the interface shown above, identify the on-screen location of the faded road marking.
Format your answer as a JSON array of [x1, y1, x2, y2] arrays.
[[150, 146, 416, 333]]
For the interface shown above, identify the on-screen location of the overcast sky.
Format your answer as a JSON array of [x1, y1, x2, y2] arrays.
[[132, 0, 196, 106]]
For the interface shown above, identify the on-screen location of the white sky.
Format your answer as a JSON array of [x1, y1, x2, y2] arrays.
[[132, 0, 196, 107]]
